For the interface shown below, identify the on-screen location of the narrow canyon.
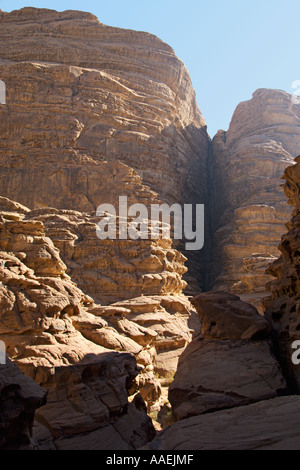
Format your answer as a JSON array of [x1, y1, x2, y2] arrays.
[[0, 7, 299, 450]]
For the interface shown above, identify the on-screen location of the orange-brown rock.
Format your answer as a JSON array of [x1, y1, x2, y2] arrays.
[[263, 156, 300, 391], [191, 291, 271, 340], [144, 396, 300, 450], [168, 291, 286, 420], [0, 7, 210, 290], [0, 195, 201, 445], [0, 198, 159, 448], [26, 175, 188, 305], [210, 89, 298, 311]]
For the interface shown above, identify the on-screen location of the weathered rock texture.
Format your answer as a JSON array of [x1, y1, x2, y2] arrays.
[[0, 6, 210, 290], [0, 359, 47, 449], [0, 7, 207, 441], [26, 178, 188, 305], [168, 291, 286, 421], [210, 89, 300, 310], [0, 196, 201, 446], [145, 396, 300, 450], [263, 156, 300, 391], [0, 197, 157, 448]]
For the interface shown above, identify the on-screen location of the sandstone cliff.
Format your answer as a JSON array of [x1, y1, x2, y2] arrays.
[[210, 89, 299, 310], [0, 6, 210, 290], [146, 156, 300, 451], [0, 8, 297, 308], [0, 195, 201, 447], [0, 7, 300, 450], [0, 8, 207, 447]]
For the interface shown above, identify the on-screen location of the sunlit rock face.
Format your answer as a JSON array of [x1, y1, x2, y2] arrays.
[[0, 7, 210, 291], [210, 89, 299, 311]]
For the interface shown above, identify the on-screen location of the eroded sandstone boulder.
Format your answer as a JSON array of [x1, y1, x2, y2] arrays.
[[0, 195, 202, 445], [0, 199, 159, 448], [33, 353, 156, 450], [168, 291, 286, 420], [145, 396, 300, 450], [191, 291, 271, 340]]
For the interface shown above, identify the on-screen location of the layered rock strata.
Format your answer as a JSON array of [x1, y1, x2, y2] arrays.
[[0, 8, 298, 309], [210, 89, 300, 310], [145, 396, 300, 450], [0, 7, 210, 290], [145, 290, 300, 450], [26, 167, 188, 305], [263, 156, 300, 391]]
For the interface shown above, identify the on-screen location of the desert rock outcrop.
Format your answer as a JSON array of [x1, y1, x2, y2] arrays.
[[0, 197, 158, 448], [0, 7, 210, 290], [168, 291, 286, 420], [146, 396, 300, 450], [210, 89, 299, 310], [0, 7, 300, 450], [0, 195, 201, 446]]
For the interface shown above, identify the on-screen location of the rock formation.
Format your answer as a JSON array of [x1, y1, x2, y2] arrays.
[[263, 156, 300, 391], [145, 396, 300, 450], [146, 157, 300, 451], [0, 358, 46, 450], [0, 6, 210, 290], [210, 89, 299, 311], [168, 291, 286, 421], [146, 288, 300, 450], [26, 166, 188, 305], [0, 8, 297, 307], [0, 195, 201, 447]]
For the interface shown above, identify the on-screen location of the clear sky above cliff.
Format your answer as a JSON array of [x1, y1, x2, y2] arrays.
[[1, 0, 299, 137]]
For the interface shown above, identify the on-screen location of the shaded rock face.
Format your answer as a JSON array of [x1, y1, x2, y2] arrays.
[[210, 89, 299, 310], [263, 156, 300, 391], [0, 7, 296, 311], [191, 291, 271, 340], [0, 6, 299, 451], [145, 396, 300, 450], [33, 355, 156, 450], [145, 156, 300, 450], [168, 291, 286, 421], [0, 359, 47, 450], [0, 7, 210, 290]]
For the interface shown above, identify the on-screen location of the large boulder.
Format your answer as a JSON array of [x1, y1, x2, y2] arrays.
[[168, 291, 286, 420], [146, 396, 300, 450]]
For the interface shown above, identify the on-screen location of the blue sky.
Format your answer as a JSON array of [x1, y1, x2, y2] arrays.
[[1, 0, 299, 137]]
